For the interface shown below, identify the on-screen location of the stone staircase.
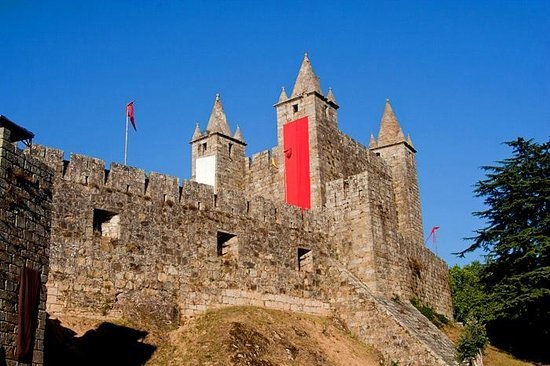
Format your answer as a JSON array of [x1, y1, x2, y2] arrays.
[[328, 258, 459, 366]]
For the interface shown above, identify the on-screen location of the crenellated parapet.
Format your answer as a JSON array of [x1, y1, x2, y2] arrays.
[[5, 53, 458, 365], [26, 145, 319, 230]]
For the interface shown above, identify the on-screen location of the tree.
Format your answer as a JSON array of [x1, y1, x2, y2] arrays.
[[457, 137, 550, 359], [456, 318, 489, 362], [449, 262, 493, 323]]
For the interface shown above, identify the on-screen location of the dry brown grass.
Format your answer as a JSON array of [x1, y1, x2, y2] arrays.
[[53, 306, 383, 366]]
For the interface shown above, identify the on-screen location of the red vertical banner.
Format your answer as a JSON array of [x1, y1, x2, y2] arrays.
[[283, 116, 311, 210]]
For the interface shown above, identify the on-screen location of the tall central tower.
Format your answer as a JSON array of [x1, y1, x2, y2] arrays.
[[274, 54, 340, 209]]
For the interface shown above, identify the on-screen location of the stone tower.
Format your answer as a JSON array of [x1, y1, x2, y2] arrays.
[[370, 100, 424, 245], [274, 53, 340, 208], [190, 94, 246, 192]]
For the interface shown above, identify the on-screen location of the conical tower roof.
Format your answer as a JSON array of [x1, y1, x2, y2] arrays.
[[327, 87, 337, 104], [206, 94, 231, 136], [291, 53, 322, 97], [278, 87, 288, 103], [233, 124, 244, 142], [407, 134, 414, 148], [377, 99, 405, 146], [192, 122, 202, 140], [369, 133, 378, 148]]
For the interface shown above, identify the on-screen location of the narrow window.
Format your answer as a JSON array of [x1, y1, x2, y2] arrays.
[[93, 209, 120, 239], [217, 231, 238, 257], [202, 142, 207, 153], [228, 143, 233, 157], [213, 194, 217, 207], [297, 248, 313, 272], [292, 104, 299, 113]]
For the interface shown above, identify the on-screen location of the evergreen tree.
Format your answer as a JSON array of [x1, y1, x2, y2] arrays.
[[458, 137, 550, 359]]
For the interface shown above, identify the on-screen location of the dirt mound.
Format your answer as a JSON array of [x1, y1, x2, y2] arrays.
[[47, 306, 383, 366]]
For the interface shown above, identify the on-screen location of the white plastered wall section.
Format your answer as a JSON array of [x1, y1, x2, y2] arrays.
[[196, 155, 216, 187]]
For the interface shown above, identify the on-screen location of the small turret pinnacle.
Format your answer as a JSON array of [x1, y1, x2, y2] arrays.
[[327, 87, 337, 104], [278, 87, 288, 103], [233, 124, 244, 142], [206, 93, 231, 136], [192, 121, 202, 140], [407, 133, 414, 148], [291, 53, 322, 97], [369, 133, 378, 148], [377, 99, 405, 146]]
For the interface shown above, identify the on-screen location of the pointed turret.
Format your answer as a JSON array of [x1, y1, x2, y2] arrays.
[[192, 122, 202, 140], [369, 134, 378, 148], [278, 87, 288, 103], [206, 94, 231, 136], [407, 134, 414, 148], [327, 87, 337, 104], [377, 99, 405, 146], [291, 53, 322, 97], [233, 124, 244, 142]]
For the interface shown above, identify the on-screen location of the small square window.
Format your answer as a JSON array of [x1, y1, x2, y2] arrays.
[[93, 209, 120, 239], [217, 231, 238, 257], [292, 104, 299, 113], [297, 248, 312, 272]]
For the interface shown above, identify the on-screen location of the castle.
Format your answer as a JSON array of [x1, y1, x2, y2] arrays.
[[0, 54, 457, 365]]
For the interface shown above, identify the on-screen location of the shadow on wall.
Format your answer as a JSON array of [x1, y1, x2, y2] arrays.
[[45, 316, 156, 366], [0, 347, 7, 366]]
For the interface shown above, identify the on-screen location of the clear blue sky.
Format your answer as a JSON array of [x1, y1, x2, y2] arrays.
[[1, 1, 548, 266]]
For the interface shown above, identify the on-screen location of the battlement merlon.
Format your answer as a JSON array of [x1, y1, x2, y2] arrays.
[[25, 144, 322, 230]]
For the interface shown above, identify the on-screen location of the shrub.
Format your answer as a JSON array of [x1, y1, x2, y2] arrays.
[[410, 298, 449, 329], [457, 319, 488, 361]]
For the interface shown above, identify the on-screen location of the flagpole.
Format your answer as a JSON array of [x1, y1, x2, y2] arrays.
[[124, 114, 129, 165]]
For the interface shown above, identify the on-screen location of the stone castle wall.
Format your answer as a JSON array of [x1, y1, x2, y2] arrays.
[[244, 147, 284, 202], [28, 139, 452, 319], [0, 131, 52, 366], [28, 145, 331, 319], [324, 158, 453, 317], [373, 143, 425, 246], [29, 143, 457, 365]]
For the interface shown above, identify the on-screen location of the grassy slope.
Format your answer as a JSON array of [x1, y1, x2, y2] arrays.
[[51, 306, 383, 366]]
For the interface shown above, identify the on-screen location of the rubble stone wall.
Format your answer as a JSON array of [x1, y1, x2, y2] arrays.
[[0, 131, 52, 366]]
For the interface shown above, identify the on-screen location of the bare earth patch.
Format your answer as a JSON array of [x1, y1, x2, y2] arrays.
[[49, 306, 383, 366]]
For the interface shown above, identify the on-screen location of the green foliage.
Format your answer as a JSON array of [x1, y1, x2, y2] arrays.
[[449, 261, 494, 323], [410, 298, 449, 329], [456, 319, 489, 361], [456, 137, 550, 359]]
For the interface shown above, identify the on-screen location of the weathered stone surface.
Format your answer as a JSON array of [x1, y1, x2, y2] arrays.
[[10, 55, 456, 365], [0, 125, 53, 366]]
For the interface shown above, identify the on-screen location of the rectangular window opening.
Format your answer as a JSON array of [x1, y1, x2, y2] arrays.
[[292, 104, 299, 113], [297, 248, 313, 272], [93, 209, 120, 239], [228, 143, 233, 157], [217, 231, 238, 257]]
